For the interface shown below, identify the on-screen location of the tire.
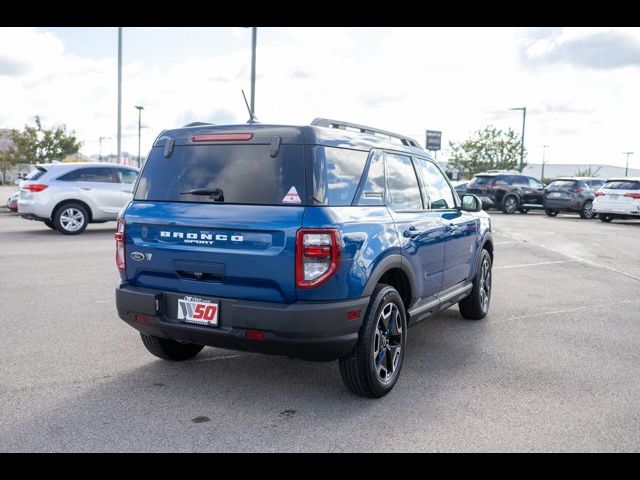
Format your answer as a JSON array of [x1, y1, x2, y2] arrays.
[[459, 249, 492, 320], [339, 284, 407, 398], [53, 202, 89, 235], [140, 333, 204, 361], [44, 219, 56, 229], [599, 213, 614, 223], [502, 195, 518, 214], [545, 208, 559, 217], [580, 200, 595, 219]]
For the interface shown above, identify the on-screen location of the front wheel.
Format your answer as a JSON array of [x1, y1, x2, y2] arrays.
[[599, 213, 614, 223], [545, 208, 559, 217], [339, 284, 407, 398], [580, 200, 595, 219], [459, 249, 492, 320], [502, 195, 518, 214], [140, 333, 204, 361]]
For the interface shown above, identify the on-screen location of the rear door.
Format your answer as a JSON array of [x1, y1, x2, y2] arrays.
[[126, 142, 306, 304], [385, 152, 445, 301], [71, 167, 123, 216]]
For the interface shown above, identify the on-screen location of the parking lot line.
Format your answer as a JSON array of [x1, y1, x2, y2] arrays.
[[496, 260, 577, 270], [507, 298, 640, 321]]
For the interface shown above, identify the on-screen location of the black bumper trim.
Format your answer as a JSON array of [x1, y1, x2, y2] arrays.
[[115, 285, 369, 361]]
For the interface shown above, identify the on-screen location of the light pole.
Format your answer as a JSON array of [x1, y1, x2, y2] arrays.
[[510, 106, 526, 172], [135, 105, 144, 168], [117, 27, 123, 165], [623, 151, 634, 177], [243, 27, 258, 122], [99, 136, 111, 162], [540, 145, 549, 182]]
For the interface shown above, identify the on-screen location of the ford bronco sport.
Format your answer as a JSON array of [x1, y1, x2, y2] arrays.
[[115, 118, 494, 398]]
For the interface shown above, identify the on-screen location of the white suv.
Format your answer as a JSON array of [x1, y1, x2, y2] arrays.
[[593, 177, 640, 223], [17, 162, 139, 234]]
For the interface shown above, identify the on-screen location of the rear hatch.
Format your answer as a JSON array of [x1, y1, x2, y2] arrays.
[[545, 179, 581, 202], [124, 129, 306, 303], [596, 180, 640, 213], [466, 175, 496, 196]]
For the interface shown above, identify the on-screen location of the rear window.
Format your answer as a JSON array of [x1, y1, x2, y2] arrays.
[[549, 180, 578, 188], [603, 181, 640, 190], [25, 167, 46, 182], [470, 176, 496, 186], [134, 144, 305, 205]]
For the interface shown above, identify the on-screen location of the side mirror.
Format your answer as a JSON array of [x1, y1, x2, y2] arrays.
[[461, 194, 482, 212]]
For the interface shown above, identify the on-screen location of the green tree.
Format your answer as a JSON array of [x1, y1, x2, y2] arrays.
[[449, 126, 526, 178], [11, 116, 82, 164], [0, 130, 19, 184]]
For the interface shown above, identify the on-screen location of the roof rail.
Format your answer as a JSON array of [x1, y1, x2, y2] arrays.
[[183, 122, 215, 127], [311, 118, 422, 149]]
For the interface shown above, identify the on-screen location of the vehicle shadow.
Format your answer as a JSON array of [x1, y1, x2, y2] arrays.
[[3, 309, 489, 452]]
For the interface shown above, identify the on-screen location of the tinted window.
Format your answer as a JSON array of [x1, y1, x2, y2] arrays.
[[313, 146, 368, 206], [549, 180, 577, 188], [116, 168, 138, 184], [386, 153, 423, 211], [469, 176, 495, 187], [603, 181, 640, 190], [357, 150, 385, 206], [416, 158, 456, 209], [25, 167, 46, 181], [511, 176, 528, 185], [528, 178, 543, 188], [587, 180, 605, 189], [135, 144, 305, 205], [59, 167, 115, 183]]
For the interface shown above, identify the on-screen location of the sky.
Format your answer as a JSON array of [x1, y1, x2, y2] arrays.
[[1, 26, 640, 169]]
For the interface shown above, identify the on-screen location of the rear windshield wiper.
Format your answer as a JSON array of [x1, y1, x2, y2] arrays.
[[180, 188, 224, 201]]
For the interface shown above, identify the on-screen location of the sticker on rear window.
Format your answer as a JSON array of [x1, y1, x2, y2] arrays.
[[282, 186, 301, 204]]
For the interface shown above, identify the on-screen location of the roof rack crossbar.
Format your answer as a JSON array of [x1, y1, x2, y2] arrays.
[[311, 118, 422, 149]]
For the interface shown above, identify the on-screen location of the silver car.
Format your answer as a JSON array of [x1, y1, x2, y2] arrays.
[[17, 162, 139, 234]]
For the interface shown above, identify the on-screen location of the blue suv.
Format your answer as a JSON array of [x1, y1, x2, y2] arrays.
[[115, 118, 494, 397]]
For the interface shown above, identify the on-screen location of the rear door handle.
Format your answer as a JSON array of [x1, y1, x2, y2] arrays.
[[446, 223, 459, 233], [81, 187, 92, 191], [403, 226, 424, 238]]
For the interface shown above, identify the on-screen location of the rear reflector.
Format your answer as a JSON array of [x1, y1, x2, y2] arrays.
[[245, 330, 265, 341], [24, 184, 48, 192], [191, 133, 253, 142], [135, 314, 149, 324], [347, 310, 361, 321]]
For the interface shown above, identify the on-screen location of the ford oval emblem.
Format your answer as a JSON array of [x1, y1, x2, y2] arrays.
[[130, 251, 145, 262]]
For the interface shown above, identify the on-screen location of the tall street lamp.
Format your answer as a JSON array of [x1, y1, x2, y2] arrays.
[[99, 136, 111, 162], [117, 27, 123, 165], [135, 105, 144, 168], [540, 145, 549, 183], [510, 106, 526, 172], [623, 151, 634, 177], [243, 27, 258, 122]]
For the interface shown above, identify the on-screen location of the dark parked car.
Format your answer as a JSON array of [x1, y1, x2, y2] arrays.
[[465, 172, 545, 214], [115, 118, 494, 398], [543, 177, 605, 219]]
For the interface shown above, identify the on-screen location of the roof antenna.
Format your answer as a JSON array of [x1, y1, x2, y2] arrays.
[[242, 89, 258, 124]]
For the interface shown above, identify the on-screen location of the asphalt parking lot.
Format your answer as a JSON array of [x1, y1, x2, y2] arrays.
[[1, 186, 639, 452]]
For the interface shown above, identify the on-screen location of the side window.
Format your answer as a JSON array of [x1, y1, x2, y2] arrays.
[[116, 168, 138, 184], [528, 177, 543, 188], [385, 153, 423, 211], [62, 168, 115, 183], [512, 176, 528, 185], [416, 158, 456, 209], [356, 150, 385, 206], [314, 146, 368, 206]]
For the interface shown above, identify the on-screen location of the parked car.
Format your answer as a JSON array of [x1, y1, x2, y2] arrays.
[[115, 119, 494, 398], [17, 162, 139, 234], [465, 171, 545, 214], [543, 177, 605, 219], [593, 177, 640, 222], [6, 191, 19, 212]]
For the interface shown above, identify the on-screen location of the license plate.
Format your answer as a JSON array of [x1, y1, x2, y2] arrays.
[[549, 192, 562, 197], [610, 194, 619, 199], [177, 297, 219, 326]]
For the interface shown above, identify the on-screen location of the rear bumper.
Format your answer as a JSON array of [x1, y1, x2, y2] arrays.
[[17, 198, 53, 219], [115, 284, 369, 361], [544, 198, 581, 211]]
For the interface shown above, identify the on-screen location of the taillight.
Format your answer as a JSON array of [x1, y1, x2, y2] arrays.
[[296, 229, 341, 288], [115, 219, 126, 270], [595, 191, 605, 197], [570, 188, 583, 193], [624, 192, 640, 199], [24, 184, 48, 192]]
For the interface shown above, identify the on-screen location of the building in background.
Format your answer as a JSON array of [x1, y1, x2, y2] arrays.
[[523, 163, 640, 180]]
